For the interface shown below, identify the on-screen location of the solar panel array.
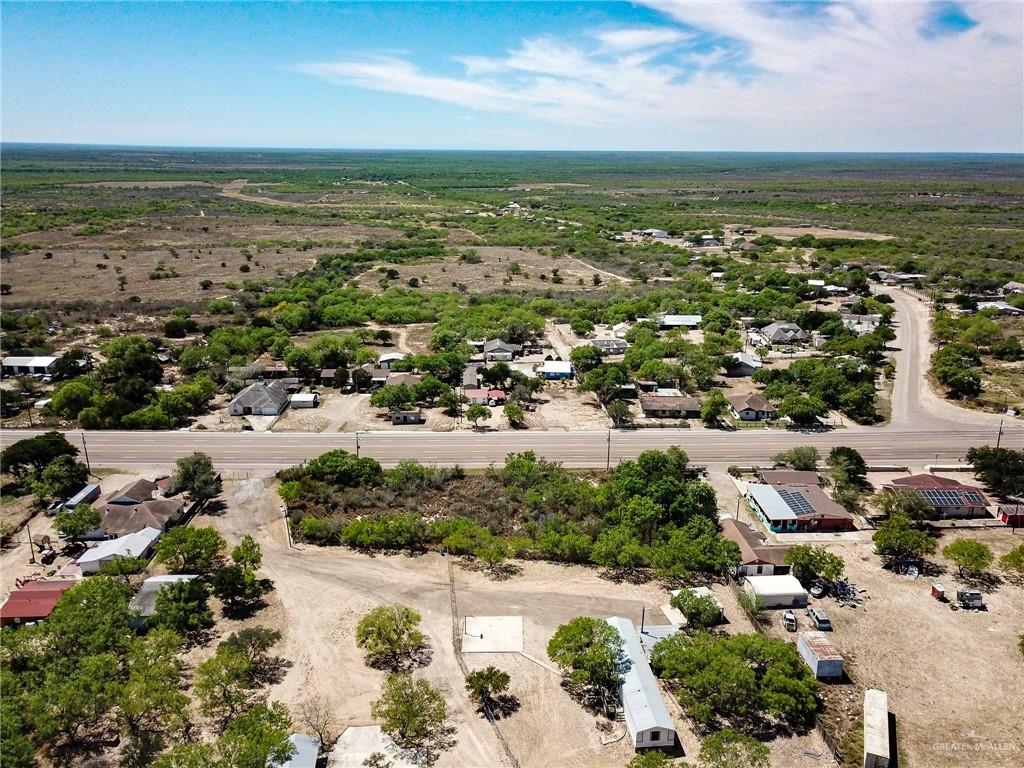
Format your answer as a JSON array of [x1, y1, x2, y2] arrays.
[[919, 489, 985, 508], [778, 489, 816, 516]]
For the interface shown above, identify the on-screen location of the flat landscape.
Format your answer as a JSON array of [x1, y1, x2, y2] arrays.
[[1, 147, 1022, 768]]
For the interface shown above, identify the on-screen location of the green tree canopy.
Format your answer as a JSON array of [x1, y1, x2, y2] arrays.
[[772, 446, 820, 471], [872, 513, 936, 561], [965, 446, 1024, 497], [942, 539, 993, 577], [154, 526, 226, 574], [651, 631, 817, 730], [371, 674, 449, 753], [464, 666, 511, 710], [698, 728, 770, 768], [54, 503, 101, 540], [546, 617, 626, 694], [784, 545, 845, 585], [355, 605, 427, 669], [670, 589, 722, 630], [174, 452, 222, 501]]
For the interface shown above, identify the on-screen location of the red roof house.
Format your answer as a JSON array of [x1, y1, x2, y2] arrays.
[[0, 580, 77, 627]]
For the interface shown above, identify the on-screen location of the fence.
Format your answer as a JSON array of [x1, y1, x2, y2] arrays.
[[447, 559, 521, 768]]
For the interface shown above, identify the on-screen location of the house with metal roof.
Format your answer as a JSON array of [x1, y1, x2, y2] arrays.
[[76, 527, 162, 575], [725, 352, 764, 377], [536, 360, 574, 380], [377, 352, 407, 369], [228, 381, 289, 416], [657, 314, 702, 330], [881, 475, 990, 519], [2, 355, 60, 376], [590, 337, 629, 355], [606, 617, 676, 750], [483, 339, 521, 361], [0, 580, 77, 627], [760, 322, 807, 345], [746, 482, 854, 533]]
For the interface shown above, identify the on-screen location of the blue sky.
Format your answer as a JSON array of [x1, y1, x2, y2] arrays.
[[2, 1, 1022, 151]]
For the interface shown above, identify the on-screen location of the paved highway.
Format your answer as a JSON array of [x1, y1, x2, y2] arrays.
[[1, 423, 1019, 471], [1, 289, 1020, 471]]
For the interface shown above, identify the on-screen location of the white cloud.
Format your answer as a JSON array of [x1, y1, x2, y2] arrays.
[[295, 1, 1024, 150], [593, 26, 691, 52]]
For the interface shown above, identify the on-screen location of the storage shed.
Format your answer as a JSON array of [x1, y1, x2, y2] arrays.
[[863, 688, 891, 768], [606, 616, 676, 750], [743, 574, 807, 608], [797, 631, 844, 679], [289, 393, 320, 409], [130, 575, 197, 618]]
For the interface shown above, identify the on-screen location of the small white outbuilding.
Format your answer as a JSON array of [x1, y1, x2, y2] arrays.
[[797, 631, 844, 679], [606, 616, 676, 750], [743, 574, 808, 608], [289, 393, 320, 409]]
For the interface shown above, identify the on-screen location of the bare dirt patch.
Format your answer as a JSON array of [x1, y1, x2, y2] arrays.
[[755, 529, 1024, 768], [355, 246, 627, 295], [750, 226, 894, 241]]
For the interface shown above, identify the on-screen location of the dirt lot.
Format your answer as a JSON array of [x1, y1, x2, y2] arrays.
[[741, 226, 894, 241], [354, 246, 628, 295], [204, 477, 835, 768], [4, 217, 398, 306], [770, 529, 1024, 768], [271, 384, 611, 434]]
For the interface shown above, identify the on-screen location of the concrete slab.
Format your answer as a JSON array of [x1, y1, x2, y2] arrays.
[[330, 725, 416, 768], [462, 615, 524, 653]]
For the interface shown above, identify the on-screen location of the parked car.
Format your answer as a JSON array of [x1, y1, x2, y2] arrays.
[[45, 499, 66, 517], [805, 606, 833, 631], [782, 610, 797, 631]]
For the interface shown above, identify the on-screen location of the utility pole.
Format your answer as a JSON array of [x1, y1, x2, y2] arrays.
[[605, 429, 611, 471], [26, 521, 36, 564], [80, 432, 92, 476], [355, 431, 362, 458], [996, 419, 1004, 450]]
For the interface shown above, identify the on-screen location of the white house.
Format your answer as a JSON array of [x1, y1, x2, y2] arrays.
[[228, 381, 288, 417], [76, 527, 162, 575], [606, 617, 676, 750], [658, 314, 702, 330]]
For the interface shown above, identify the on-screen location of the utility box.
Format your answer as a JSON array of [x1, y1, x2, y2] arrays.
[[931, 582, 945, 601], [797, 631, 844, 679]]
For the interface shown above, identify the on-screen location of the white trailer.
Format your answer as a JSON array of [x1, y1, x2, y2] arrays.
[[743, 574, 808, 608], [863, 688, 891, 768]]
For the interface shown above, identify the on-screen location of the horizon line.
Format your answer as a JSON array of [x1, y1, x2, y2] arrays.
[[2, 141, 1022, 157]]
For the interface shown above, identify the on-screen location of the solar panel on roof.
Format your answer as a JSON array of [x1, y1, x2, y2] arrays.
[[962, 491, 985, 504], [778, 489, 816, 516]]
